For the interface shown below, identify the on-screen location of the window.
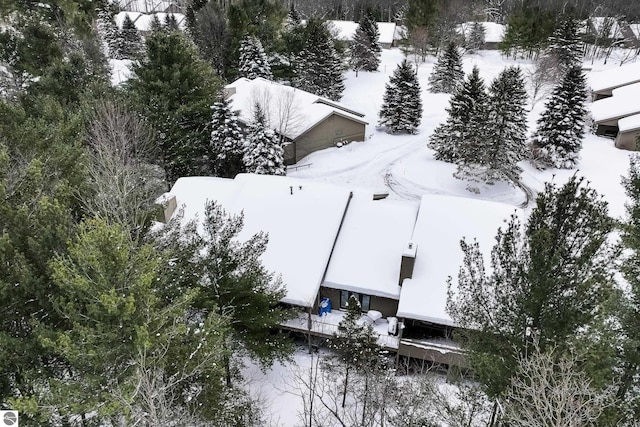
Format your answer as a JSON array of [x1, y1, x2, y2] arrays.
[[340, 290, 371, 312]]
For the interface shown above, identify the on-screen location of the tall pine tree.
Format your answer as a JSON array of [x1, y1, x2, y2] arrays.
[[210, 93, 246, 178], [531, 65, 587, 169], [127, 30, 222, 182], [295, 19, 345, 101], [350, 15, 381, 72], [547, 18, 583, 74], [120, 14, 142, 60], [472, 66, 528, 185], [466, 22, 486, 53], [429, 66, 488, 163], [243, 103, 285, 175], [238, 35, 273, 80], [378, 59, 422, 134], [428, 41, 464, 94], [447, 175, 614, 398]]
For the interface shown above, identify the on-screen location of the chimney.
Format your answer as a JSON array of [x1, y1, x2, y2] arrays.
[[398, 241, 417, 286], [155, 193, 177, 223]]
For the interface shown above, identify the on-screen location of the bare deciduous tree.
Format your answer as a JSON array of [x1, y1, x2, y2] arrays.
[[83, 100, 164, 240], [503, 344, 612, 427]]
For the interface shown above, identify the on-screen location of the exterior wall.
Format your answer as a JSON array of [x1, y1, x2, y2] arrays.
[[616, 129, 640, 150], [596, 123, 619, 138], [319, 286, 399, 318], [293, 114, 366, 163], [397, 342, 467, 367], [593, 89, 613, 100]]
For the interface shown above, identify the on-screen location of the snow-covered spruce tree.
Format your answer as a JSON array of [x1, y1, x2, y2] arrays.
[[120, 14, 143, 60], [547, 18, 583, 75], [378, 59, 422, 134], [164, 14, 180, 32], [429, 66, 488, 163], [350, 15, 381, 72], [149, 14, 163, 33], [447, 175, 613, 399], [210, 93, 246, 178], [530, 65, 587, 169], [243, 103, 285, 175], [474, 66, 528, 184], [284, 2, 302, 31], [428, 41, 464, 94], [97, 8, 122, 59], [238, 35, 273, 80], [328, 295, 387, 409], [295, 18, 345, 101], [467, 22, 486, 53]]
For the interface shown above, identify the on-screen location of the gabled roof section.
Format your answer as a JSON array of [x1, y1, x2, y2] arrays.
[[225, 78, 368, 140], [457, 22, 506, 43], [167, 174, 353, 308], [589, 61, 640, 93], [590, 91, 640, 123], [322, 194, 419, 300], [619, 113, 640, 132], [397, 195, 519, 327]]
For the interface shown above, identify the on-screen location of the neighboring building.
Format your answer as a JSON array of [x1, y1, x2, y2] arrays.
[[114, 0, 184, 13], [457, 21, 506, 50], [617, 113, 640, 150], [114, 11, 187, 33], [224, 77, 368, 165], [591, 80, 640, 144], [589, 61, 640, 100], [326, 20, 398, 49], [161, 174, 522, 368]]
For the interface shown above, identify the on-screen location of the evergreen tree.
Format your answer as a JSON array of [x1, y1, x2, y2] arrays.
[[295, 18, 345, 101], [428, 41, 464, 94], [46, 219, 230, 424], [238, 35, 273, 80], [467, 22, 486, 52], [149, 14, 163, 33], [378, 59, 422, 134], [97, 8, 121, 59], [191, 201, 294, 385], [547, 18, 583, 74], [284, 2, 302, 30], [164, 13, 180, 32], [210, 93, 246, 178], [127, 30, 222, 183], [243, 103, 285, 175], [462, 66, 528, 185], [531, 65, 587, 169], [447, 175, 614, 398], [617, 155, 640, 422], [429, 66, 488, 163], [120, 14, 142, 60], [350, 15, 381, 72], [328, 295, 387, 408]]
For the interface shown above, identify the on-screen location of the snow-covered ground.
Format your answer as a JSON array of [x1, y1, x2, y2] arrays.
[[289, 48, 636, 220]]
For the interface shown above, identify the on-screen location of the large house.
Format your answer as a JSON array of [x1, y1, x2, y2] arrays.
[[224, 77, 368, 165], [457, 22, 506, 50], [159, 174, 519, 368], [326, 20, 398, 49]]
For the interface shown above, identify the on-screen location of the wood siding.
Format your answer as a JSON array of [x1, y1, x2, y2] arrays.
[[397, 341, 467, 368], [292, 114, 366, 163], [616, 129, 640, 150]]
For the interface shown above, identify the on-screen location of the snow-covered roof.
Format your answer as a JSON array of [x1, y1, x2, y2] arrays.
[[396, 195, 518, 326], [114, 11, 186, 31], [589, 61, 640, 93], [612, 81, 640, 97], [322, 195, 419, 300], [590, 92, 640, 123], [225, 77, 367, 140], [324, 20, 396, 45], [167, 174, 353, 308], [458, 22, 506, 44], [618, 113, 640, 132], [589, 17, 623, 39], [631, 24, 640, 39]]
